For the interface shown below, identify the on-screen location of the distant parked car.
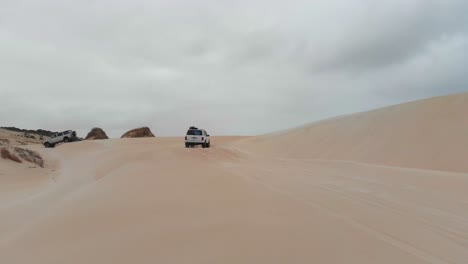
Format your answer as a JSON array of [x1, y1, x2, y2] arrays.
[[185, 127, 211, 148], [43, 130, 77, 148]]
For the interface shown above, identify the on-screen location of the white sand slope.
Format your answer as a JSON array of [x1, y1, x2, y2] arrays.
[[237, 92, 468, 173], [1, 93, 468, 263]]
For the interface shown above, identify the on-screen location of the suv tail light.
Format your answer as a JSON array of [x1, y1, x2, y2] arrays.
[[201, 137, 204, 141], [185, 136, 187, 140]]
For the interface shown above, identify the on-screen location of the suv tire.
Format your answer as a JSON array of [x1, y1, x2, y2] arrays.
[[44, 142, 51, 148], [63, 137, 69, 143]]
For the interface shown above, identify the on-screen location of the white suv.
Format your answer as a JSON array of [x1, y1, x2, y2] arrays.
[[43, 130, 77, 148], [185, 127, 211, 148]]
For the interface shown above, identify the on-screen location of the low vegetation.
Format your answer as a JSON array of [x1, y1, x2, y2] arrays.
[[0, 138, 10, 146], [1, 147, 22, 163], [1, 126, 56, 137], [14, 147, 44, 168]]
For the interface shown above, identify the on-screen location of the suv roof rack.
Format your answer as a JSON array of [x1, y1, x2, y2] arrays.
[[189, 126, 198, 130]]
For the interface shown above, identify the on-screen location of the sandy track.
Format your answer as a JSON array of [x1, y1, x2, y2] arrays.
[[1, 93, 468, 263], [1, 136, 467, 263]]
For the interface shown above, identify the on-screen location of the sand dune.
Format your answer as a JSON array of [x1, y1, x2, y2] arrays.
[[237, 92, 468, 173], [1, 94, 468, 263]]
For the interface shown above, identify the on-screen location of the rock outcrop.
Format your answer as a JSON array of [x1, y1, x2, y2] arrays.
[[85, 128, 109, 140], [121, 127, 155, 138]]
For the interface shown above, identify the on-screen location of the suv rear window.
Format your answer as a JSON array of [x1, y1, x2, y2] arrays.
[[187, 130, 203, 136]]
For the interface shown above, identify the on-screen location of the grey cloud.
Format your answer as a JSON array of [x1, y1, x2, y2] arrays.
[[1, 0, 468, 136]]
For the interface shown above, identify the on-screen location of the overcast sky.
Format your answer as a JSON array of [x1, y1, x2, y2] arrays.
[[1, 0, 468, 137]]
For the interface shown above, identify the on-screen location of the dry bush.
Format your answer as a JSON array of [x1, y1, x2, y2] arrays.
[[13, 147, 44, 168], [0, 138, 9, 146], [0, 147, 8, 159], [1, 147, 22, 163]]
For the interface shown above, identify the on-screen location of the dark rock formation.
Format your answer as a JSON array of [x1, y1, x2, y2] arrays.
[[121, 127, 155, 138], [85, 128, 109, 140]]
